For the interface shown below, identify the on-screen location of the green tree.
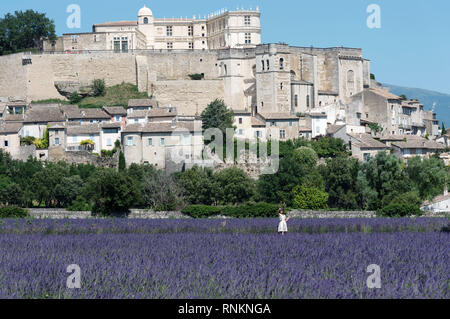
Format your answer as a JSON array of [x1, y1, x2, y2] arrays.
[[92, 79, 106, 97], [54, 175, 84, 208], [214, 167, 255, 205], [201, 99, 234, 134], [142, 169, 183, 211], [405, 157, 448, 200], [368, 123, 383, 135], [30, 162, 70, 207], [83, 168, 138, 215], [118, 151, 126, 171], [0, 10, 56, 55], [257, 147, 319, 205], [292, 185, 329, 210], [442, 123, 446, 136], [310, 136, 348, 158], [69, 92, 82, 104], [321, 156, 360, 209], [356, 152, 407, 210], [178, 166, 221, 205]]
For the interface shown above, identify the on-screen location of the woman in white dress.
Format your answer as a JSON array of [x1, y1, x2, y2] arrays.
[[278, 208, 289, 235]]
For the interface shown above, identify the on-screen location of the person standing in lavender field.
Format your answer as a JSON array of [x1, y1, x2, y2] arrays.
[[278, 208, 289, 235]]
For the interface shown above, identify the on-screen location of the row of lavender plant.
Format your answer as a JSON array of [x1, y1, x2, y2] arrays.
[[0, 218, 448, 235], [0, 232, 447, 298]]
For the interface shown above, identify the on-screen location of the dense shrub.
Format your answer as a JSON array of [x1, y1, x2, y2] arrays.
[[182, 205, 222, 218], [92, 79, 106, 97], [222, 203, 279, 218], [69, 92, 82, 104], [379, 203, 423, 217], [0, 206, 29, 218]]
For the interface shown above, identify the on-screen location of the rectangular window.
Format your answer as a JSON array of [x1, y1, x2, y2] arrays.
[[294, 95, 298, 107], [189, 42, 194, 50], [121, 37, 128, 52], [167, 42, 173, 50], [245, 33, 251, 44], [160, 138, 165, 146], [289, 121, 293, 127], [55, 138, 60, 146], [113, 37, 121, 52], [4, 140, 8, 147], [115, 115, 121, 122], [127, 136, 134, 146], [71, 35, 78, 43], [280, 130, 286, 139], [188, 26, 193, 36], [166, 26, 173, 36], [107, 138, 112, 146], [363, 153, 371, 162], [73, 135, 77, 143], [148, 138, 153, 146], [239, 118, 243, 124], [244, 15, 251, 25]]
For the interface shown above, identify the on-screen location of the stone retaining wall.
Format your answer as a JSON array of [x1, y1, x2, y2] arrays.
[[26, 208, 448, 219]]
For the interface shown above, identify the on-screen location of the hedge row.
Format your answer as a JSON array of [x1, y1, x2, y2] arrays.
[[0, 206, 30, 218], [182, 203, 279, 218], [378, 204, 423, 217]]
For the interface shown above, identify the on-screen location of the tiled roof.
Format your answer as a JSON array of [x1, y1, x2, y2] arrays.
[[79, 108, 110, 119], [127, 110, 149, 119], [327, 124, 345, 135], [148, 109, 177, 118], [67, 123, 101, 135], [251, 117, 266, 127], [422, 192, 450, 206], [123, 122, 196, 134], [102, 106, 127, 116], [3, 114, 24, 122], [368, 88, 401, 100], [101, 122, 122, 129], [349, 133, 389, 149], [0, 122, 22, 134], [24, 105, 65, 123], [392, 138, 445, 150], [260, 113, 299, 120], [128, 99, 158, 108]]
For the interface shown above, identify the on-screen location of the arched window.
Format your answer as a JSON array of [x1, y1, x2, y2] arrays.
[[143, 17, 149, 24], [290, 70, 296, 80], [347, 70, 355, 89], [294, 95, 298, 107], [279, 58, 284, 70]]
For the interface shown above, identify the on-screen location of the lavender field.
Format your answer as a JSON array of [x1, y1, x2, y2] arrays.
[[0, 218, 448, 299]]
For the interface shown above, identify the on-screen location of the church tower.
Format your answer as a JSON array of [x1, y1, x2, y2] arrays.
[[255, 44, 292, 114], [137, 5, 155, 49]]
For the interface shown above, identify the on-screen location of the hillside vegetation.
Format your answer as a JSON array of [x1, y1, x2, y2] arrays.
[[32, 83, 149, 108]]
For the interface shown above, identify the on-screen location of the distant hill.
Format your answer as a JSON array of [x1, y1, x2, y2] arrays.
[[383, 83, 450, 127]]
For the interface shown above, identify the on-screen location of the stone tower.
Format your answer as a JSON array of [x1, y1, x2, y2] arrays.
[[255, 44, 292, 114], [137, 5, 155, 49]]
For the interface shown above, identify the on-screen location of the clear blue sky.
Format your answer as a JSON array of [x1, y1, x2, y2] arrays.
[[2, 0, 449, 94]]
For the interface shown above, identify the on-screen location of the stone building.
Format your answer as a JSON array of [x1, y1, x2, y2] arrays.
[[347, 133, 390, 162], [0, 122, 22, 158], [122, 120, 203, 169], [43, 5, 261, 52]]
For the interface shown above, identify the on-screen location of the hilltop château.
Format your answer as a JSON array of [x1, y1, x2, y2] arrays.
[[0, 4, 444, 169]]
